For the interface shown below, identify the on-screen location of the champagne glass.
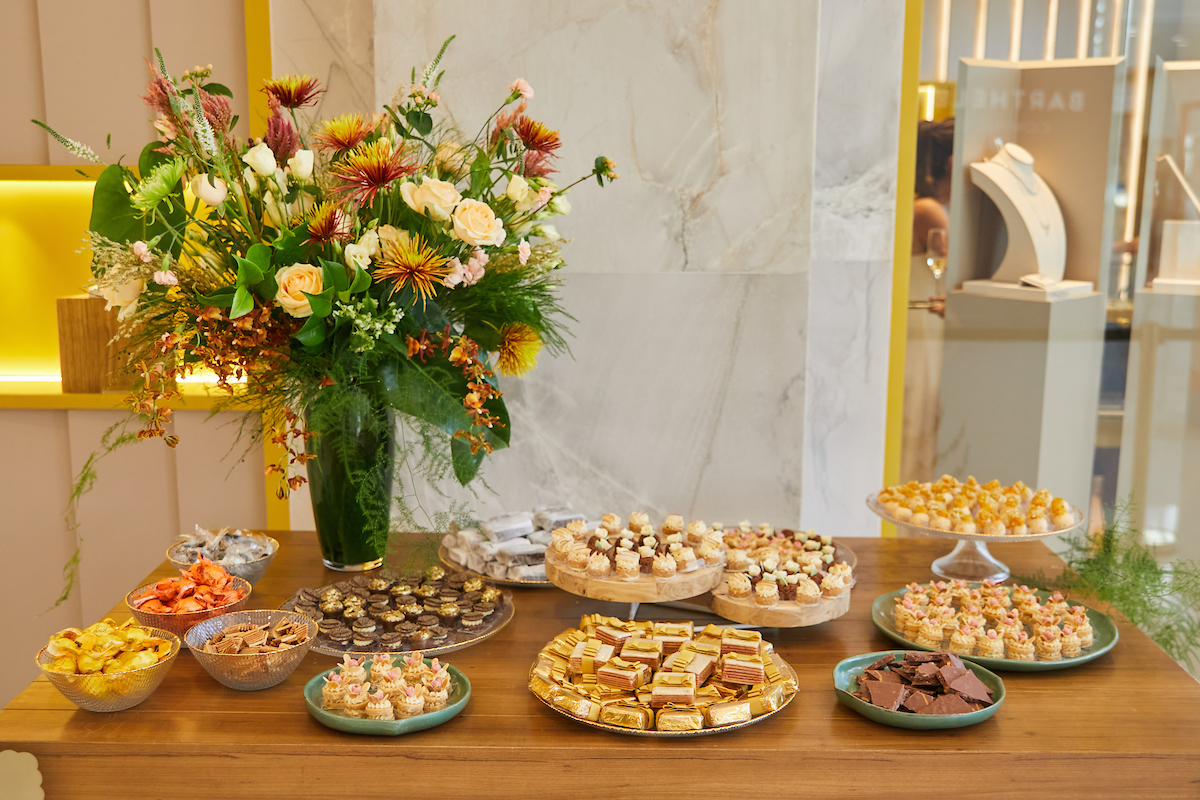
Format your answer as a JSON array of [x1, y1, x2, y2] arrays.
[[926, 228, 948, 293]]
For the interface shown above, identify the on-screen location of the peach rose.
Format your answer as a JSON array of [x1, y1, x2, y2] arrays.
[[451, 199, 505, 247], [274, 263, 323, 318], [399, 177, 462, 221]]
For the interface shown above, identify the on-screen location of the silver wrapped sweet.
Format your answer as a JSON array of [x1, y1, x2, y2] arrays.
[[175, 526, 277, 566]]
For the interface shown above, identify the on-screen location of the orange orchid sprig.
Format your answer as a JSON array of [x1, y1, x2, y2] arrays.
[[264, 408, 317, 498]]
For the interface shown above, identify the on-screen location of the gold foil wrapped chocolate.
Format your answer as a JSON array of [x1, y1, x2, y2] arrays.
[[551, 687, 601, 721], [463, 577, 484, 594], [706, 699, 753, 726], [747, 682, 786, 715], [656, 706, 704, 732], [601, 701, 654, 730], [424, 565, 446, 582], [480, 587, 502, 604], [530, 675, 557, 701]]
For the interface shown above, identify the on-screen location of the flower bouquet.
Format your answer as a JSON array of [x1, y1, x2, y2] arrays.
[[39, 38, 616, 571]]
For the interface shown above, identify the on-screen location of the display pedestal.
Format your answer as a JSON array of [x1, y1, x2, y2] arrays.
[[961, 279, 1094, 302], [1149, 278, 1200, 295], [937, 291, 1104, 520]]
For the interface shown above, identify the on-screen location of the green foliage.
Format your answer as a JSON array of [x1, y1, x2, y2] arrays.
[[1014, 498, 1200, 670], [55, 419, 139, 609], [437, 261, 573, 355]]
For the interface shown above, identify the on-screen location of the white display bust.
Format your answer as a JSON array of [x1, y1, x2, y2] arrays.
[[964, 142, 1091, 301]]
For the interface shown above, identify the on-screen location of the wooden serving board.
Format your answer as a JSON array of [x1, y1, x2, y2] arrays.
[[709, 585, 851, 627], [544, 557, 724, 603]]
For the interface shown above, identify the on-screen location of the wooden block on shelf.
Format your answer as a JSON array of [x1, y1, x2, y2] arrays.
[[55, 294, 127, 393]]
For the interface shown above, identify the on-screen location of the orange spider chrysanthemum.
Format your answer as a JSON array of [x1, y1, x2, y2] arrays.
[[330, 138, 418, 207], [303, 202, 352, 245], [495, 323, 543, 377], [373, 233, 450, 309], [515, 116, 562, 155], [262, 74, 324, 109], [313, 113, 375, 153]]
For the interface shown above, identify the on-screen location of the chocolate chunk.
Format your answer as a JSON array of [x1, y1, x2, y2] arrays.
[[903, 652, 944, 664], [948, 672, 994, 705], [865, 653, 896, 671], [865, 669, 903, 684], [946, 653, 965, 669], [865, 681, 910, 711], [910, 662, 942, 685], [902, 690, 935, 713], [917, 693, 975, 715], [936, 665, 970, 688]]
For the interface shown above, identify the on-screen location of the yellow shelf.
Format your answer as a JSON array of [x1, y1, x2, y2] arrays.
[[0, 382, 247, 411]]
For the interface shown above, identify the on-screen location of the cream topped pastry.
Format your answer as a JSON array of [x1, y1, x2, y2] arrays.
[[424, 673, 450, 709], [394, 684, 425, 716], [370, 654, 396, 684], [321, 671, 346, 709], [339, 654, 366, 685], [366, 690, 395, 720]]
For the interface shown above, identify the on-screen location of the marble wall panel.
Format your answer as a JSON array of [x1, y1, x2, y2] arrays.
[[802, 0, 907, 535], [270, 0, 375, 121], [374, 0, 815, 276]]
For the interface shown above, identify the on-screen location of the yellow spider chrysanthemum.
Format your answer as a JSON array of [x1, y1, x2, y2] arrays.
[[372, 233, 450, 309], [313, 113, 374, 153], [303, 202, 352, 245], [495, 323, 542, 377]]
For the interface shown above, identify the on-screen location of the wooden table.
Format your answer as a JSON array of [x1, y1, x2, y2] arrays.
[[4, 533, 1199, 798]]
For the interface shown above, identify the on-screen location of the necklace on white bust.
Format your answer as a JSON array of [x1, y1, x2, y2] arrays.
[[988, 141, 1052, 233]]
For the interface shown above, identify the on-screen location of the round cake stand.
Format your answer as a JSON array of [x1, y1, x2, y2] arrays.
[[865, 494, 1085, 582]]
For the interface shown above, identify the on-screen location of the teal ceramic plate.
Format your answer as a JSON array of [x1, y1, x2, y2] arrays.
[[870, 586, 1118, 672], [834, 650, 1005, 730], [303, 658, 470, 735]]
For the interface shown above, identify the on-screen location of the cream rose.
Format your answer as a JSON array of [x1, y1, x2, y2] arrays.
[[377, 224, 410, 251], [101, 279, 146, 322], [399, 178, 462, 222], [287, 149, 314, 180], [451, 199, 505, 247], [357, 229, 380, 258], [188, 173, 228, 205], [274, 263, 323, 318], [505, 174, 538, 212], [242, 141, 277, 177]]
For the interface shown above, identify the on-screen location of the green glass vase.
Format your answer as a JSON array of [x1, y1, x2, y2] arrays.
[[305, 395, 394, 572]]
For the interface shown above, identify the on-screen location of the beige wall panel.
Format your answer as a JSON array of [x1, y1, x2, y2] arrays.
[[37, 0, 155, 166], [0, 410, 81, 707], [66, 409, 178, 621], [148, 0, 251, 142], [171, 410, 267, 532], [270, 0, 375, 121], [1, 0, 49, 164]]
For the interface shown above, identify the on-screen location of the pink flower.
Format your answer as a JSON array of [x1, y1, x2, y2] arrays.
[[132, 241, 154, 263], [534, 186, 553, 207], [443, 257, 465, 288], [517, 238, 530, 266], [509, 78, 534, 100], [153, 270, 178, 286], [463, 249, 487, 285]]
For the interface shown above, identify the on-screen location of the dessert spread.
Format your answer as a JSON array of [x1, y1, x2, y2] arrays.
[[281, 569, 510, 655], [852, 652, 995, 714], [201, 618, 309, 655], [890, 580, 1097, 662], [442, 504, 589, 582], [546, 513, 726, 581], [712, 524, 854, 607], [171, 525, 276, 566], [529, 615, 796, 733], [129, 558, 247, 613], [42, 618, 175, 675], [320, 653, 455, 720], [876, 475, 1077, 534]]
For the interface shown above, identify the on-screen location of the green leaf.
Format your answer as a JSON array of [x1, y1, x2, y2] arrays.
[[273, 225, 310, 266], [469, 149, 491, 196], [405, 110, 433, 136], [234, 255, 264, 286], [89, 165, 142, 243], [245, 242, 272, 271], [294, 314, 327, 347], [197, 287, 235, 307], [230, 285, 254, 318], [348, 266, 371, 294], [251, 273, 279, 303], [137, 141, 171, 180], [319, 257, 350, 293], [303, 287, 335, 319], [203, 82, 233, 98], [450, 436, 485, 484]]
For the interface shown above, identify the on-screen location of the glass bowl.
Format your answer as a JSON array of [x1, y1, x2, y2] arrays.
[[166, 536, 279, 587], [36, 627, 181, 712], [185, 609, 318, 691], [125, 576, 252, 643]]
